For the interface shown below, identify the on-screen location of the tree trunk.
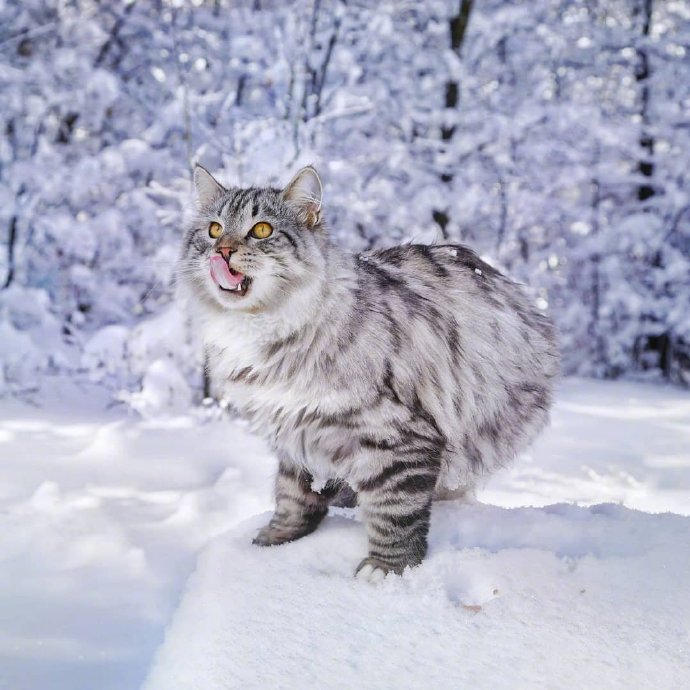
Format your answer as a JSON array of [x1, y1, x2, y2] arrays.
[[441, 0, 474, 146], [3, 215, 17, 289], [635, 0, 654, 202], [434, 0, 474, 239], [590, 175, 606, 372], [633, 0, 671, 378]]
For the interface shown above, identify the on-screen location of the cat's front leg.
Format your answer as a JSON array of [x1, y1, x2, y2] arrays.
[[253, 459, 328, 546], [354, 455, 438, 582]]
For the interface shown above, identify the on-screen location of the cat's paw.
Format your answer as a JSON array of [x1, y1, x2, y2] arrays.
[[252, 524, 300, 547], [354, 557, 397, 583], [253, 510, 326, 547]]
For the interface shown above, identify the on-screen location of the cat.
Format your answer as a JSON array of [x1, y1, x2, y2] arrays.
[[178, 164, 559, 581]]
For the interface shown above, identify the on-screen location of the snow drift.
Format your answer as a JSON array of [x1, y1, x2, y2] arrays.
[[144, 502, 690, 690]]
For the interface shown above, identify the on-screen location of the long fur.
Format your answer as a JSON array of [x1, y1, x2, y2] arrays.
[[178, 168, 560, 578]]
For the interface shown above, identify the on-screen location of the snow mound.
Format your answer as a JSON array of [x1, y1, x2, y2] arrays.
[[125, 359, 192, 418], [144, 502, 690, 690]]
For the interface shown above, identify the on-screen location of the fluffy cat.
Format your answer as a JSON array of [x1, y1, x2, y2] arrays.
[[178, 164, 559, 581]]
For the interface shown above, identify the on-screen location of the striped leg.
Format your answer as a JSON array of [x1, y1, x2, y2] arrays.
[[354, 456, 439, 581], [253, 461, 328, 546]]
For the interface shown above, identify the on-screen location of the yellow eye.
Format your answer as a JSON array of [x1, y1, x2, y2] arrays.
[[208, 221, 223, 239], [250, 222, 273, 240]]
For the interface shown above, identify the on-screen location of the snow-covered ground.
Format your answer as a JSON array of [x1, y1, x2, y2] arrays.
[[1, 378, 689, 690]]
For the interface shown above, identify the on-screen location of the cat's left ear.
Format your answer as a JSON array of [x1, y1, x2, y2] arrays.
[[282, 166, 323, 228]]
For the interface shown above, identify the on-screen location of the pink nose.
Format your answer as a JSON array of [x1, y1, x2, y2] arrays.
[[216, 246, 235, 260]]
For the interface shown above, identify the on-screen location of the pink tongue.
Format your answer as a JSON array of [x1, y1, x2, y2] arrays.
[[210, 255, 244, 290]]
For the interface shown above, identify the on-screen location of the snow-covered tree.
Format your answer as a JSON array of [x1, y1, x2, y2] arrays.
[[1, 0, 688, 402]]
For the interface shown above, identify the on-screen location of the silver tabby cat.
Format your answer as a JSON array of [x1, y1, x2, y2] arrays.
[[179, 164, 559, 582]]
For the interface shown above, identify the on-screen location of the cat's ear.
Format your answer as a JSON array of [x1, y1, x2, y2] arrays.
[[282, 166, 323, 228], [193, 164, 225, 207]]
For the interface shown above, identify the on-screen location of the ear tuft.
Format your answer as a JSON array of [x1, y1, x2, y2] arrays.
[[282, 166, 323, 228], [193, 164, 225, 207]]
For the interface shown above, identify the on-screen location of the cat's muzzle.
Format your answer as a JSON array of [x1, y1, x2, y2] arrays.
[[209, 254, 252, 297]]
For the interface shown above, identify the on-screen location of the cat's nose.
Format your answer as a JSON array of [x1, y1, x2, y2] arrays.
[[216, 246, 236, 261]]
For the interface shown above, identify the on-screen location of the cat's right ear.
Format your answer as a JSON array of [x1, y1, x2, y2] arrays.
[[282, 166, 323, 228], [193, 164, 225, 207]]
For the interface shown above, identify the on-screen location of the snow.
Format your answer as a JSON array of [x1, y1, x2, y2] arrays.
[[1, 378, 689, 689], [124, 359, 193, 419], [143, 505, 690, 690], [3, 1, 690, 393], [0, 383, 274, 690]]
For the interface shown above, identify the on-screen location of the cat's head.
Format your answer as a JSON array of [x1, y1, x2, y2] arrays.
[[179, 165, 326, 312]]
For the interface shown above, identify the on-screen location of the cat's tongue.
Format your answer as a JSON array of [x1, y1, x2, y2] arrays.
[[210, 255, 244, 290]]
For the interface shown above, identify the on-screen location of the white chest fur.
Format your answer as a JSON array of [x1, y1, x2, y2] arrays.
[[195, 279, 363, 487]]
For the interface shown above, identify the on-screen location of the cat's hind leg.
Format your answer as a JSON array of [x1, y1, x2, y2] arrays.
[[354, 454, 439, 581], [253, 460, 329, 546]]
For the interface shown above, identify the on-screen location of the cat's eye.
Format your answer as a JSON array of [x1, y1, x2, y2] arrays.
[[208, 221, 223, 239], [250, 222, 273, 240]]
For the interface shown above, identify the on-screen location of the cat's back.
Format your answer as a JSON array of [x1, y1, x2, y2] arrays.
[[356, 241, 558, 386], [358, 242, 543, 336], [361, 242, 504, 294]]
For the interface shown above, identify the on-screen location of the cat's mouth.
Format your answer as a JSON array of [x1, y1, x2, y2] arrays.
[[209, 255, 252, 297], [219, 273, 251, 296]]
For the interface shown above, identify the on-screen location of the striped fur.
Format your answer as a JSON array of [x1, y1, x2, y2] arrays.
[[178, 166, 560, 579]]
